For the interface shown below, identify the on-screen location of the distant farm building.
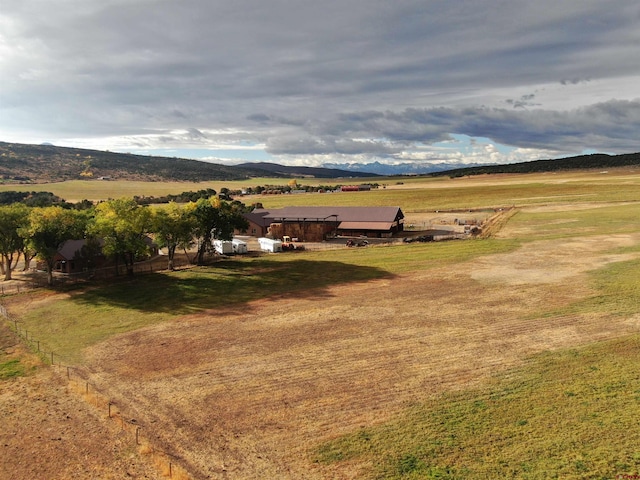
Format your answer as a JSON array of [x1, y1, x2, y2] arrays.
[[241, 206, 404, 242], [340, 184, 372, 192]]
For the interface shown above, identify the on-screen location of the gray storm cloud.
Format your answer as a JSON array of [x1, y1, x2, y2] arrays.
[[1, 0, 640, 167]]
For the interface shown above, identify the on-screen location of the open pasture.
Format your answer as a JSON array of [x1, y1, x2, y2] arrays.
[[2, 168, 640, 210], [4, 169, 640, 479]]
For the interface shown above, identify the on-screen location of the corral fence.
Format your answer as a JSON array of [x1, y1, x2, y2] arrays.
[[0, 304, 192, 479]]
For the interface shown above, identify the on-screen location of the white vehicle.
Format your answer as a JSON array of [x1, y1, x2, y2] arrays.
[[232, 238, 248, 254], [258, 237, 283, 253], [213, 240, 233, 255]]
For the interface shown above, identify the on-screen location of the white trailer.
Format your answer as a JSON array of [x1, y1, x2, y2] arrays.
[[213, 240, 234, 255], [232, 238, 248, 254], [258, 237, 283, 253]]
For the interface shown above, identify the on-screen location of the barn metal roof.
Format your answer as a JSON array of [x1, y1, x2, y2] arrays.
[[252, 206, 403, 223]]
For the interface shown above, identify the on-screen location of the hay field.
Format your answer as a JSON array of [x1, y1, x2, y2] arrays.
[[4, 169, 640, 479]]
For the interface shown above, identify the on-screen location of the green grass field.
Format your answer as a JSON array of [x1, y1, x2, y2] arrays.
[[314, 335, 640, 479], [5, 169, 640, 478], [3, 169, 640, 211]]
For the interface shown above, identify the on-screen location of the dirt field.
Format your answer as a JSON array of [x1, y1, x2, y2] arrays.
[[3, 203, 640, 479], [0, 333, 162, 479]]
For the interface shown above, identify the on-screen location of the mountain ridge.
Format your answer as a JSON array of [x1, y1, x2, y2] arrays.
[[2, 141, 640, 183], [0, 142, 378, 183]]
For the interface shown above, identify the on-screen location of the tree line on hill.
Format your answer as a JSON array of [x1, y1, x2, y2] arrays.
[[430, 152, 640, 178], [0, 196, 249, 286], [0, 188, 237, 209]]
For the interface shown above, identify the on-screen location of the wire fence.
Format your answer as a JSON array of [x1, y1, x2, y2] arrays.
[[0, 303, 192, 479], [0, 254, 196, 296]]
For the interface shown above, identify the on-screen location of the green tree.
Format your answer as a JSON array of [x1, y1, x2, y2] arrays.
[[90, 198, 153, 276], [191, 197, 249, 265], [152, 202, 196, 270], [0, 203, 30, 281], [22, 206, 89, 285]]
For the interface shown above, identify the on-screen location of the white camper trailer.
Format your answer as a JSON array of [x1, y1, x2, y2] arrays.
[[213, 240, 234, 255], [258, 237, 282, 253], [232, 238, 248, 254]]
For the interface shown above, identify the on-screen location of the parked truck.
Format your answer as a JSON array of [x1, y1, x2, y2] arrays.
[[281, 235, 305, 251]]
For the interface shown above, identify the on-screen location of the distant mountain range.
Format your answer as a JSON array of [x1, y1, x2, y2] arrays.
[[1, 141, 640, 183], [322, 161, 483, 176], [235, 162, 376, 178]]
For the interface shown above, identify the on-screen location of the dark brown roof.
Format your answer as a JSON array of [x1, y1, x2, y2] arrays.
[[252, 206, 403, 223], [56, 239, 88, 260], [243, 211, 273, 227]]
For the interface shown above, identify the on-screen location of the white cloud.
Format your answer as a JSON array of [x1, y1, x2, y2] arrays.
[[1, 0, 640, 172]]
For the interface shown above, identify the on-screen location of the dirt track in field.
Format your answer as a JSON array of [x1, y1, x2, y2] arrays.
[[79, 209, 640, 479]]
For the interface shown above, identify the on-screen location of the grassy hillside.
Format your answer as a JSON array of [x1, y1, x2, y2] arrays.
[[0, 141, 377, 184], [0, 141, 283, 183]]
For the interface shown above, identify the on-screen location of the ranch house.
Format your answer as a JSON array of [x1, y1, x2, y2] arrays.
[[51, 236, 159, 274], [241, 206, 404, 242], [52, 239, 106, 274]]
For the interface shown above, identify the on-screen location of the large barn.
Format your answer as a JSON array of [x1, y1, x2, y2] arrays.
[[242, 206, 404, 242]]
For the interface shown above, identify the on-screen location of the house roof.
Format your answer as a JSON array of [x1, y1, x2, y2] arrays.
[[57, 239, 88, 260], [243, 211, 273, 227], [252, 206, 404, 223]]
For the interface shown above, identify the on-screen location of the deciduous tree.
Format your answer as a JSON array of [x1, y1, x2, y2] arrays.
[[0, 203, 30, 281], [90, 198, 153, 276], [191, 197, 249, 265], [22, 206, 89, 285], [152, 202, 196, 270]]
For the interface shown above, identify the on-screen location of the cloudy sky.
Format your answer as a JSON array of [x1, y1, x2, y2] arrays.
[[1, 1, 640, 172]]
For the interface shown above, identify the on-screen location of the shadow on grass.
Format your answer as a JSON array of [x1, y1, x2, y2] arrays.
[[71, 258, 394, 315]]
